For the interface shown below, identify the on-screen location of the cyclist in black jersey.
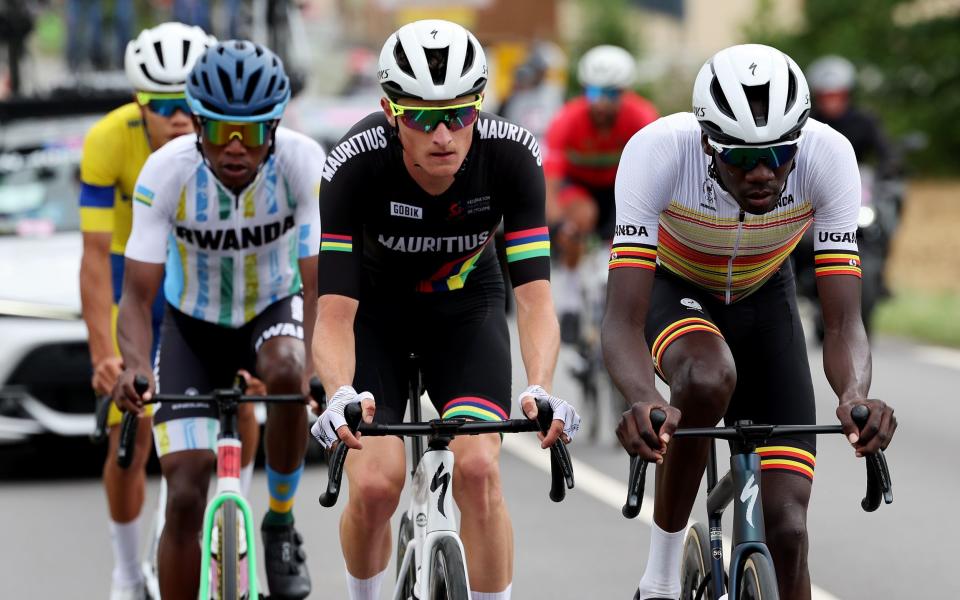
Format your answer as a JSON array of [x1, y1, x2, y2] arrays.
[[310, 20, 580, 600]]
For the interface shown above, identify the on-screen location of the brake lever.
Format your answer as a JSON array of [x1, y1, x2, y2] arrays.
[[622, 408, 667, 519], [117, 375, 150, 469], [90, 395, 111, 444], [533, 398, 575, 502], [851, 404, 893, 512], [318, 401, 362, 507]]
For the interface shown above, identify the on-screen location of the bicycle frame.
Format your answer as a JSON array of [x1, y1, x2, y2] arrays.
[[393, 443, 471, 600], [701, 439, 775, 599]]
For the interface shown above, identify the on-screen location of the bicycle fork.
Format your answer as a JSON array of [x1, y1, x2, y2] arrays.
[[198, 437, 259, 600]]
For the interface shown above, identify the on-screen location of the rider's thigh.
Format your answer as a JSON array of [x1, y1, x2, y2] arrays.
[[450, 433, 503, 510], [344, 435, 406, 521], [160, 449, 215, 531]]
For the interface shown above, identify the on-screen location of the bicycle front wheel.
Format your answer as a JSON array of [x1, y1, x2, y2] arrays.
[[396, 512, 416, 600], [216, 500, 241, 600], [428, 537, 469, 600], [680, 522, 714, 599], [738, 552, 779, 600]]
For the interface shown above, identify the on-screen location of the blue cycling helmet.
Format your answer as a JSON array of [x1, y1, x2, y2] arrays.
[[186, 40, 290, 122]]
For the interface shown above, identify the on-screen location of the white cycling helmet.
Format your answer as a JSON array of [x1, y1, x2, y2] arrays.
[[378, 19, 487, 101], [577, 45, 636, 89], [807, 55, 856, 93], [693, 44, 810, 145], [125, 22, 216, 93]]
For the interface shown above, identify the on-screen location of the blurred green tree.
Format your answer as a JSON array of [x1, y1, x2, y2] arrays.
[[746, 0, 960, 175]]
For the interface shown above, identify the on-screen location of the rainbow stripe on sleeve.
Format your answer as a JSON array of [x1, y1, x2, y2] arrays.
[[504, 227, 550, 262], [320, 233, 352, 252], [609, 242, 657, 270], [814, 250, 861, 278]]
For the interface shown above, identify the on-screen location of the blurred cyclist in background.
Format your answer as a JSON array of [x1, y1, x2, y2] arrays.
[[808, 55, 899, 178], [78, 23, 259, 600], [543, 44, 658, 334], [498, 44, 565, 143]]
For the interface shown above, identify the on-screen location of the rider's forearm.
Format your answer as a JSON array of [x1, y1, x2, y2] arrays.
[[116, 291, 154, 377], [601, 316, 661, 405], [822, 317, 872, 404], [312, 295, 358, 398], [79, 241, 116, 364], [514, 280, 560, 390]]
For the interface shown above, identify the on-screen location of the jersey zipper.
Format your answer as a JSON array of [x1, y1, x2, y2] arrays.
[[725, 210, 745, 305]]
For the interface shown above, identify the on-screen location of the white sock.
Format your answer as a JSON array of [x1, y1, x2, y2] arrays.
[[109, 515, 144, 586], [637, 522, 684, 598], [472, 583, 512, 599], [345, 567, 387, 600], [240, 462, 254, 498]]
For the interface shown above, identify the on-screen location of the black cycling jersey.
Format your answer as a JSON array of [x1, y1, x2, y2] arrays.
[[317, 111, 550, 296]]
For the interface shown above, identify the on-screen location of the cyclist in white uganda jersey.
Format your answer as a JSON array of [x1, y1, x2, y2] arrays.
[[113, 40, 322, 599], [602, 45, 897, 600]]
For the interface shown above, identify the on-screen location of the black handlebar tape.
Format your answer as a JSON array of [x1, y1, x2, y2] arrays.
[[133, 374, 149, 396], [534, 398, 554, 434], [309, 377, 325, 411], [851, 404, 869, 428], [90, 395, 111, 444], [622, 407, 667, 518], [848, 405, 894, 512], [116, 411, 138, 469], [344, 401, 363, 431], [318, 443, 348, 507], [532, 398, 574, 503]]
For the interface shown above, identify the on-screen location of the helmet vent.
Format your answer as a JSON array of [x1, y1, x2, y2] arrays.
[[265, 74, 277, 99], [785, 70, 798, 114], [429, 47, 449, 85], [243, 68, 263, 103], [394, 43, 415, 79], [153, 41, 165, 68], [139, 64, 160, 85], [181, 41, 191, 67], [201, 71, 212, 94], [743, 83, 769, 127], [709, 75, 734, 119], [217, 66, 234, 103], [461, 42, 475, 76]]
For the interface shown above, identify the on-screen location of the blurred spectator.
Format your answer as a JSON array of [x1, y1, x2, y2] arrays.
[[497, 46, 564, 143], [66, 0, 133, 70], [808, 55, 899, 177], [172, 0, 211, 33]]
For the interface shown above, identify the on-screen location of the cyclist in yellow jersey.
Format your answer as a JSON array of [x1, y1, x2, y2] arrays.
[[78, 22, 257, 600]]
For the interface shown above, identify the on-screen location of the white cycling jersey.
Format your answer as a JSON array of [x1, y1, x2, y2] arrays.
[[611, 112, 862, 303], [125, 127, 324, 327]]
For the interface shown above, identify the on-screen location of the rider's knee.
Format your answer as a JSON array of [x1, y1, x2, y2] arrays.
[[670, 358, 736, 420], [452, 449, 502, 515], [256, 339, 304, 391], [164, 479, 207, 532], [348, 469, 404, 524], [765, 502, 809, 566]]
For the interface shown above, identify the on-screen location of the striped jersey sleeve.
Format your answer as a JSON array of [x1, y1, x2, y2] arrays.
[[78, 115, 122, 233], [804, 124, 862, 279], [501, 133, 551, 287]]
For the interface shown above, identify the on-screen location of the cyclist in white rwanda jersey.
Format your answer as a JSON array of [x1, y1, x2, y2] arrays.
[[124, 127, 321, 322], [115, 40, 321, 599]]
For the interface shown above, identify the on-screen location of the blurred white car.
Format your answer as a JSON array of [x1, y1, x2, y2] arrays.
[[0, 109, 99, 445]]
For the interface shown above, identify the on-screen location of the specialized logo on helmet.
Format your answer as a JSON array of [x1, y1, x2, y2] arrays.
[[749, 62, 758, 76], [430, 29, 438, 39]]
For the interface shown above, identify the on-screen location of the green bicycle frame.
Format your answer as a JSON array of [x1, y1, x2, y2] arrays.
[[197, 491, 259, 600]]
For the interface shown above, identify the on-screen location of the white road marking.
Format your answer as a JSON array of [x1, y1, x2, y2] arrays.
[[501, 434, 842, 600]]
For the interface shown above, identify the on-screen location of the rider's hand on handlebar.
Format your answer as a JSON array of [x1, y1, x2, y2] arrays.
[[92, 355, 124, 396], [617, 401, 680, 464], [837, 399, 897, 457], [112, 370, 153, 416], [518, 385, 580, 448], [236, 369, 267, 396], [310, 385, 375, 450]]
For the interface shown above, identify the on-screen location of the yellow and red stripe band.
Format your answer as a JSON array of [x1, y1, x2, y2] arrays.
[[650, 317, 724, 379], [442, 397, 507, 422], [757, 445, 816, 481], [814, 250, 861, 278], [609, 242, 657, 271]]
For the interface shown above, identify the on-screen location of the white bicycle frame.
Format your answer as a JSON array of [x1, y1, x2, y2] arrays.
[[392, 446, 471, 600]]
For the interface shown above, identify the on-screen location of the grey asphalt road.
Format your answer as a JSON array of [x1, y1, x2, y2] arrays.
[[1, 328, 957, 599]]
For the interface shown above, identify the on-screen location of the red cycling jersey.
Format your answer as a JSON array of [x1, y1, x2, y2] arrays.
[[544, 91, 659, 189]]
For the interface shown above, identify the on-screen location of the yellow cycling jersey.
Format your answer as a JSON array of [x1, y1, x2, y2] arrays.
[[79, 102, 152, 255]]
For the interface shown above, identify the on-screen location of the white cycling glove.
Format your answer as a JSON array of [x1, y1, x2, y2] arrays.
[[310, 385, 371, 449], [517, 384, 581, 442]]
